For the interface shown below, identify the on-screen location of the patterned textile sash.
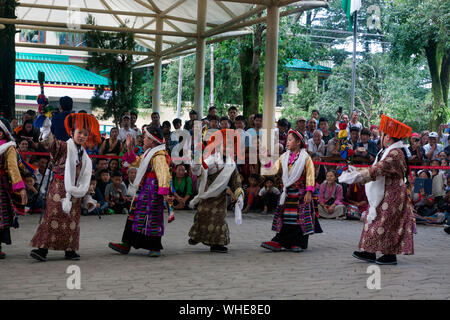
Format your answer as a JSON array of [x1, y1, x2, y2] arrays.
[[131, 176, 164, 237]]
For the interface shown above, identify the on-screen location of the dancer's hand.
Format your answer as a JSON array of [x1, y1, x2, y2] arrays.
[[304, 191, 312, 204], [20, 189, 27, 205]]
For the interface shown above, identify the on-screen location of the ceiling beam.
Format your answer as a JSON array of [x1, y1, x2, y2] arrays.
[[18, 2, 158, 18], [219, 0, 271, 5], [16, 58, 87, 67], [16, 42, 154, 56], [1, 18, 197, 37], [214, 1, 237, 19]]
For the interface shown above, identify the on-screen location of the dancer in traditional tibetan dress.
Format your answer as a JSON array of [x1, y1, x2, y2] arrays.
[[29, 113, 101, 261], [108, 126, 171, 257], [261, 129, 322, 252], [339, 115, 415, 265], [0, 118, 27, 259], [188, 129, 244, 253]]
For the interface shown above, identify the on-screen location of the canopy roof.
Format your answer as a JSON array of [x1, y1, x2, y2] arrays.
[[12, 0, 329, 61]]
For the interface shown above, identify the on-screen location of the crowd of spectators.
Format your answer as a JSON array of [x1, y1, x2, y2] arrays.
[[8, 100, 450, 231]]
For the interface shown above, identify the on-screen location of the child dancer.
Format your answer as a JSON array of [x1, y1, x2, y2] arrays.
[[261, 129, 322, 252], [108, 126, 171, 257]]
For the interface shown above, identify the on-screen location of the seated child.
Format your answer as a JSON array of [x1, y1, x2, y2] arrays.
[[105, 171, 131, 215], [172, 164, 193, 210], [243, 174, 261, 213], [344, 183, 369, 220], [23, 173, 43, 214], [258, 176, 280, 214], [412, 170, 446, 224]]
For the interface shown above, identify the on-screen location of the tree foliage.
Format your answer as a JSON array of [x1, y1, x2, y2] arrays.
[[85, 15, 143, 126]]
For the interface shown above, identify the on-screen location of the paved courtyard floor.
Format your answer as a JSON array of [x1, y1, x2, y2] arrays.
[[0, 211, 449, 300]]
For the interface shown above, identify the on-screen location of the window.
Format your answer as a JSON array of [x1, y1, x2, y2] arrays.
[[20, 30, 46, 43], [59, 33, 86, 47]]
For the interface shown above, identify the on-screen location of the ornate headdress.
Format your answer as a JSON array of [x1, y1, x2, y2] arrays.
[[379, 114, 412, 139], [64, 113, 101, 147], [144, 126, 165, 145], [288, 129, 307, 149]]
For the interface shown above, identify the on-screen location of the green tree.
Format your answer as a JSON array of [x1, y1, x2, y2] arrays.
[[386, 0, 449, 130], [85, 15, 143, 126], [0, 0, 18, 120]]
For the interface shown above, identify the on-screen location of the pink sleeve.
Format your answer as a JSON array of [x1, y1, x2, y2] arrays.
[[317, 183, 325, 204], [306, 186, 315, 192], [335, 185, 344, 205], [122, 151, 136, 164], [158, 187, 169, 195], [13, 180, 26, 192]]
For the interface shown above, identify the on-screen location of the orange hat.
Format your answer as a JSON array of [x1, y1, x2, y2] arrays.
[[64, 113, 101, 148], [379, 114, 412, 139]]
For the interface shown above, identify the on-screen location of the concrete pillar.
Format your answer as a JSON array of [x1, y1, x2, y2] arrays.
[[152, 17, 163, 113], [176, 56, 183, 118], [262, 5, 280, 153], [194, 0, 207, 119]]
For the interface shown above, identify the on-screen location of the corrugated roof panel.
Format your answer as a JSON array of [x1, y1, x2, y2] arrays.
[[16, 54, 109, 86]]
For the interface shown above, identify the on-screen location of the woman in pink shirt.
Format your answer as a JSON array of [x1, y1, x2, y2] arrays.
[[318, 170, 345, 219]]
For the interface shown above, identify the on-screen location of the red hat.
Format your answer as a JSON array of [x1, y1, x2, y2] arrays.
[[370, 125, 378, 130], [410, 132, 420, 138]]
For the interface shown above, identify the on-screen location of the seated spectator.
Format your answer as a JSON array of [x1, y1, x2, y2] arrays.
[[124, 167, 137, 189], [318, 170, 345, 219], [108, 158, 120, 173], [411, 170, 446, 224], [308, 130, 325, 156], [326, 134, 340, 156], [344, 183, 369, 220], [243, 174, 261, 213], [105, 171, 130, 215], [348, 126, 360, 149], [17, 138, 31, 163], [355, 128, 378, 163], [424, 132, 444, 160], [16, 119, 40, 151], [86, 143, 99, 157], [100, 127, 122, 156], [172, 164, 193, 210], [95, 159, 108, 179], [258, 176, 280, 214], [431, 159, 447, 211], [438, 151, 448, 162], [408, 132, 425, 162], [82, 177, 101, 216], [88, 177, 110, 216], [96, 169, 110, 197], [24, 173, 43, 214]]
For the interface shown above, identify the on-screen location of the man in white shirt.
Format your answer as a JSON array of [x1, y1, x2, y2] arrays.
[[118, 114, 137, 142], [347, 111, 363, 135], [423, 132, 444, 160], [308, 130, 326, 156]]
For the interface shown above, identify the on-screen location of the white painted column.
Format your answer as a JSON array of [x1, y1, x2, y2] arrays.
[[262, 5, 280, 153], [152, 17, 163, 113], [194, 0, 207, 119], [176, 56, 183, 118], [210, 44, 214, 106]]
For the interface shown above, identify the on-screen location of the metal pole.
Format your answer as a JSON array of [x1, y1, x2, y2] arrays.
[[350, 11, 358, 116], [152, 17, 163, 113], [210, 44, 214, 106], [176, 56, 183, 118]]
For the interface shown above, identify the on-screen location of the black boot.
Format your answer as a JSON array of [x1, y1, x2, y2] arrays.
[[444, 226, 450, 235], [65, 251, 81, 260], [210, 245, 228, 253], [188, 239, 199, 245], [30, 248, 48, 262], [352, 251, 376, 263], [376, 254, 397, 265]]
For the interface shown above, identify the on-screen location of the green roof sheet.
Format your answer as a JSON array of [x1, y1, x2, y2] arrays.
[[286, 59, 332, 74], [16, 53, 109, 86]]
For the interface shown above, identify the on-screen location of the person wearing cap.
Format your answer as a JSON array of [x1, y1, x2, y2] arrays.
[[423, 132, 443, 161], [118, 114, 137, 142], [340, 115, 415, 265], [0, 118, 27, 260], [295, 116, 308, 138], [261, 129, 322, 253], [109, 126, 172, 258], [408, 132, 425, 162], [30, 113, 101, 262]]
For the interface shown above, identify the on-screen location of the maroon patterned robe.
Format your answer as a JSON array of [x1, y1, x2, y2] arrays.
[[30, 138, 83, 251], [359, 148, 414, 255]]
